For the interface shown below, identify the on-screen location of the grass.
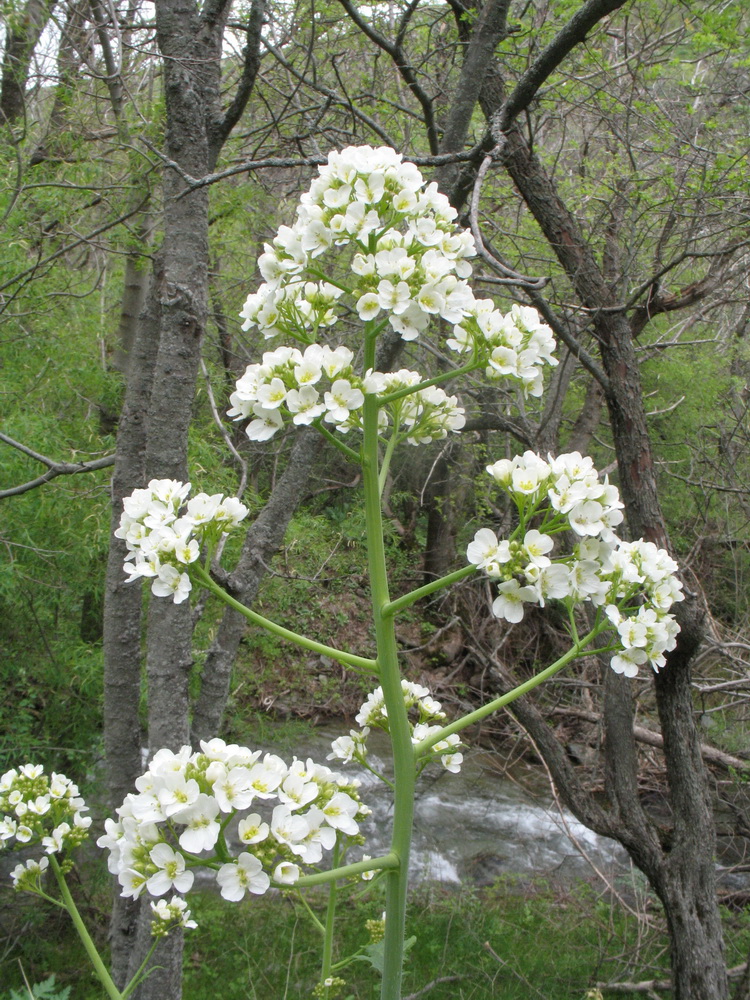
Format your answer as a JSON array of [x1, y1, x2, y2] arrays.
[[6, 867, 750, 1000]]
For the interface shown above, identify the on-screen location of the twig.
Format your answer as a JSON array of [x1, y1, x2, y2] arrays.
[[199, 359, 248, 498], [0, 433, 115, 499], [469, 153, 547, 289], [550, 707, 749, 771], [483, 941, 548, 999], [591, 970, 749, 994], [403, 975, 465, 1000]]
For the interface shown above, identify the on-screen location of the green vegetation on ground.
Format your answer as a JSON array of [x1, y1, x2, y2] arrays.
[[9, 873, 750, 1000]]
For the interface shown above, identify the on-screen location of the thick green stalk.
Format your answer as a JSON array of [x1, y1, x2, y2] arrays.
[[50, 857, 124, 1000], [382, 564, 476, 618], [362, 393, 415, 1000], [320, 842, 341, 982], [378, 359, 480, 405], [290, 852, 398, 888], [192, 565, 378, 674], [414, 627, 603, 757]]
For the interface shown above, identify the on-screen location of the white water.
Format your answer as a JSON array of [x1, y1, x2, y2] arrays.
[[287, 726, 629, 886]]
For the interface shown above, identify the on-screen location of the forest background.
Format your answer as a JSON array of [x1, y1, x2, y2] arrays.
[[1, 0, 750, 997]]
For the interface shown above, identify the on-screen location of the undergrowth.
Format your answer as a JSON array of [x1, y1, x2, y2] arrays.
[[8, 873, 750, 1000]]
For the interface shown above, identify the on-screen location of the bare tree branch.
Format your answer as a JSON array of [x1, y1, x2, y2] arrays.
[[492, 0, 631, 136], [551, 707, 750, 772], [469, 152, 548, 289], [335, 0, 440, 153], [0, 432, 115, 498], [210, 0, 266, 155]]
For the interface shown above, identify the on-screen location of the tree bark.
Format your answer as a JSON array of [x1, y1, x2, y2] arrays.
[[191, 429, 323, 744], [0, 0, 56, 129], [102, 257, 163, 986], [29, 0, 89, 164], [483, 63, 727, 1000], [107, 3, 267, 995]]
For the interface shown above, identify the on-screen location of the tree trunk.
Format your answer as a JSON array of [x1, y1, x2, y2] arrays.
[[29, 0, 89, 164], [0, 0, 56, 129], [496, 119, 726, 1000], [436, 27, 730, 997], [102, 256, 163, 986], [110, 2, 267, 994], [191, 429, 323, 744], [121, 1, 215, 992]]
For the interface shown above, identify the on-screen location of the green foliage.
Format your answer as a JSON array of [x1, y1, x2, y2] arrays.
[[15, 875, 746, 1000], [641, 336, 750, 621], [1, 976, 71, 1000]]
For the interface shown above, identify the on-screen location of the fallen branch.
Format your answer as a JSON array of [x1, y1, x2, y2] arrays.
[[594, 963, 746, 994], [551, 707, 749, 772], [403, 975, 465, 1000]]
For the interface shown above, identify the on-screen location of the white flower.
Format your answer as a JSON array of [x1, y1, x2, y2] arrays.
[[441, 753, 463, 773], [173, 794, 221, 853], [119, 868, 149, 899], [246, 405, 284, 441], [278, 773, 318, 811], [522, 529, 554, 569], [324, 380, 364, 424], [610, 647, 647, 678], [466, 528, 510, 573], [151, 565, 191, 604], [42, 822, 71, 854], [321, 792, 359, 836], [237, 813, 270, 845], [11, 856, 49, 888], [491, 580, 538, 623], [270, 804, 310, 852], [216, 852, 270, 901], [147, 843, 194, 896], [356, 292, 382, 321], [286, 386, 325, 425], [273, 861, 301, 884], [150, 895, 198, 933], [377, 279, 412, 314], [568, 500, 606, 536]]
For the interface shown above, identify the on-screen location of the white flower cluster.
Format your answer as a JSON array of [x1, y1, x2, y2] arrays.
[[467, 451, 683, 676], [229, 347, 465, 445], [1, 764, 91, 887], [116, 479, 249, 604], [328, 680, 463, 774], [239, 145, 557, 397], [228, 343, 363, 441], [447, 302, 558, 397], [98, 738, 370, 911], [150, 895, 198, 938], [364, 369, 466, 444]]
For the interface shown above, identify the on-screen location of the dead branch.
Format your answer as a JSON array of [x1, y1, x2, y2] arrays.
[[0, 432, 115, 498], [550, 707, 749, 772]]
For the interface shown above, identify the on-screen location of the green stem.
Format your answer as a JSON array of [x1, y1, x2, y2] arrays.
[[378, 359, 479, 405], [378, 428, 399, 496], [321, 842, 341, 981], [362, 393, 415, 1000], [50, 857, 124, 1000], [306, 267, 354, 296], [120, 942, 162, 1000], [313, 418, 363, 464], [382, 564, 477, 618], [358, 757, 395, 789], [296, 890, 327, 935], [286, 852, 398, 888], [414, 627, 604, 757], [192, 566, 378, 675], [364, 319, 379, 370]]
